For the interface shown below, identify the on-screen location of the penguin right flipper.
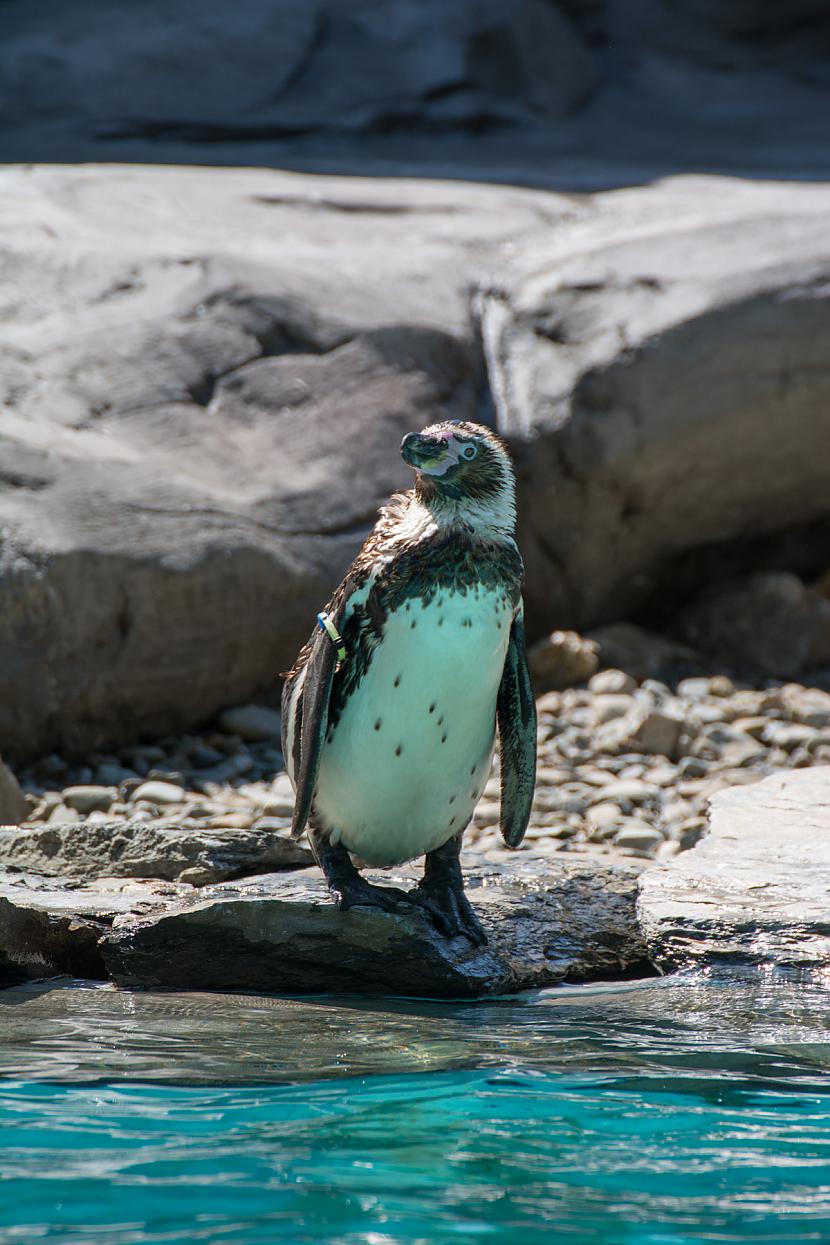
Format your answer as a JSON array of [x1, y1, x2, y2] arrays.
[[286, 622, 339, 841], [496, 608, 537, 848]]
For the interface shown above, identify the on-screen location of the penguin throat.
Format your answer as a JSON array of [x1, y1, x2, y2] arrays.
[[415, 475, 516, 538]]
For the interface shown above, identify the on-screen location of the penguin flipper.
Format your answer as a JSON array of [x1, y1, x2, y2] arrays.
[[288, 624, 338, 841], [496, 609, 537, 847]]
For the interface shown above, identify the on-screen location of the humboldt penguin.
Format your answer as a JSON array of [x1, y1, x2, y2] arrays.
[[281, 419, 536, 944]]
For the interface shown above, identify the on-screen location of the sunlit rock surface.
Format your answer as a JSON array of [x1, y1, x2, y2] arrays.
[[639, 766, 830, 973]]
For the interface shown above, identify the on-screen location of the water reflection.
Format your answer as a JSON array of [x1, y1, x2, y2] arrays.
[[1, 969, 829, 1086]]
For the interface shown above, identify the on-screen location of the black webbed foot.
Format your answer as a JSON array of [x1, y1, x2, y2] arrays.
[[330, 875, 412, 914], [407, 881, 487, 946]]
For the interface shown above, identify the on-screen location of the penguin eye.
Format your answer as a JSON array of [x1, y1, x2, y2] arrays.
[[460, 444, 478, 460]]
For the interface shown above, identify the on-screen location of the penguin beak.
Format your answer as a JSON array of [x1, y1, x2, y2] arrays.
[[401, 433, 448, 471]]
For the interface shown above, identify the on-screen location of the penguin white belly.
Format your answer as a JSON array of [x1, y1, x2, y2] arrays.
[[313, 587, 513, 866]]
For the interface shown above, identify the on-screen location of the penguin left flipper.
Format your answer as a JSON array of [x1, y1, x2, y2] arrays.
[[288, 621, 339, 842], [496, 608, 537, 848]]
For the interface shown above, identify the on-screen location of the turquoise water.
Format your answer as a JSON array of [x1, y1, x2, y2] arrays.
[[2, 974, 830, 1244]]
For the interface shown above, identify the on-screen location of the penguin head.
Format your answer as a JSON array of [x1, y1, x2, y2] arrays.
[[401, 420, 516, 530]]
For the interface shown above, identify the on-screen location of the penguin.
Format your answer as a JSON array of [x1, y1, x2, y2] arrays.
[[281, 419, 536, 945]]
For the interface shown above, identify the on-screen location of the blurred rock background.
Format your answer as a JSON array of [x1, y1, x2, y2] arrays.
[[2, 0, 830, 876]]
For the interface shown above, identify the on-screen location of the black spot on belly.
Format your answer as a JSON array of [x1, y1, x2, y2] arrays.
[[374, 718, 382, 731], [394, 674, 401, 688], [395, 744, 402, 757], [438, 617, 444, 627], [470, 765, 476, 775], [496, 621, 502, 630], [437, 715, 444, 726], [441, 733, 448, 744], [449, 816, 456, 827], [410, 620, 417, 629], [429, 703, 436, 714], [449, 794, 456, 804]]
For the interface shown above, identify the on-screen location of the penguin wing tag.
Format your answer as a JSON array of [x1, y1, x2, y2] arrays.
[[290, 621, 339, 840], [496, 608, 537, 848]]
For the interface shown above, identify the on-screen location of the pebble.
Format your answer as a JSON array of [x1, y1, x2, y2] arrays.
[[129, 781, 187, 805], [588, 669, 637, 695], [614, 826, 665, 853], [11, 652, 830, 867], [61, 785, 117, 814], [217, 704, 282, 742], [47, 804, 81, 824]]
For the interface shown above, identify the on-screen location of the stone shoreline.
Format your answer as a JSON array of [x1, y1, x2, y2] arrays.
[[2, 660, 830, 997]]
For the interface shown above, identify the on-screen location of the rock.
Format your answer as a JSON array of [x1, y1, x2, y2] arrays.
[[0, 0, 597, 159], [61, 785, 117, 813], [47, 804, 81, 825], [0, 759, 26, 825], [129, 781, 187, 806], [638, 767, 830, 973], [101, 858, 646, 998], [596, 704, 684, 759], [614, 827, 664, 854], [779, 685, 830, 729], [261, 773, 296, 818], [492, 206, 830, 637], [586, 624, 704, 683], [94, 763, 136, 786], [0, 872, 191, 985], [217, 704, 281, 742], [0, 165, 559, 760], [590, 693, 633, 724], [588, 669, 637, 695], [676, 572, 830, 678], [528, 630, 599, 692], [0, 820, 312, 885]]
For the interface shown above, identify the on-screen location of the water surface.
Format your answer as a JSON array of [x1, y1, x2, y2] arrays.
[[2, 972, 829, 1244]]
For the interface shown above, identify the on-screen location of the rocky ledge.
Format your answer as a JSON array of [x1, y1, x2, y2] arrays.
[[639, 767, 830, 973], [0, 858, 646, 999]]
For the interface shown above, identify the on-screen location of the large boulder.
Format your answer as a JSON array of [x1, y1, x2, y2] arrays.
[[0, 0, 596, 160], [0, 165, 564, 758], [483, 192, 830, 634], [638, 767, 830, 973]]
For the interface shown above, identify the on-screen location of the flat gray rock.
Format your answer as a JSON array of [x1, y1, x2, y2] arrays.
[[0, 857, 646, 997], [0, 819, 311, 886], [638, 767, 830, 973]]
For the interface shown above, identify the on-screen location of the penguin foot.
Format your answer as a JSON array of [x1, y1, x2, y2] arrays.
[[330, 876, 412, 915], [407, 883, 488, 946]]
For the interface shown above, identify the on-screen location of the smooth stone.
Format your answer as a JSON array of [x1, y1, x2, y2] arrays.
[[761, 721, 817, 751], [62, 785, 118, 813], [597, 704, 684, 760], [588, 669, 637, 696], [614, 827, 664, 854], [261, 773, 295, 817], [528, 630, 599, 693], [217, 704, 282, 742], [638, 767, 830, 973], [590, 779, 658, 805], [47, 804, 81, 825], [130, 780, 187, 805], [591, 694, 634, 724]]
